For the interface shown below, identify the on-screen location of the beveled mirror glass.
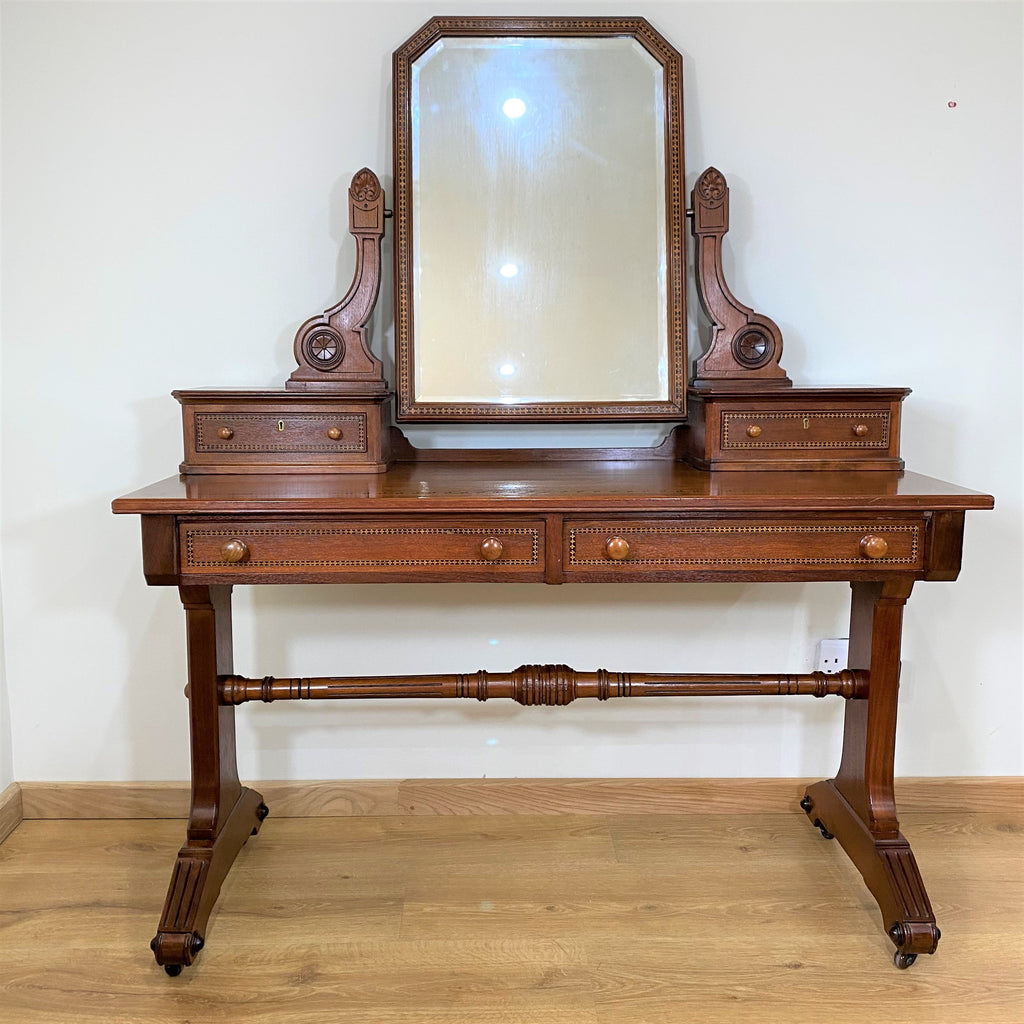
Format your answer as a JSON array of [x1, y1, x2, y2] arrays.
[[394, 17, 686, 421]]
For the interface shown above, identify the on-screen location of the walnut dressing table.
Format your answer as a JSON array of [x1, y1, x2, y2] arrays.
[[112, 17, 993, 975]]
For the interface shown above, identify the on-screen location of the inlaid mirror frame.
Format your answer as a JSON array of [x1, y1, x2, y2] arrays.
[[392, 16, 687, 422]]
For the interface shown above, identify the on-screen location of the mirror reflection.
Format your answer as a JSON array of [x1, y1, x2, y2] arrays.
[[410, 35, 669, 406]]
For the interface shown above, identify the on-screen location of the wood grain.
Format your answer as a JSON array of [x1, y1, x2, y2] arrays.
[[15, 777, 1023, 821], [0, 809, 1021, 1023], [0, 783, 22, 844], [111, 465, 995, 516]]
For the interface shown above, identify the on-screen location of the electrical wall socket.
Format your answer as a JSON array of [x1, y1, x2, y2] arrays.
[[815, 638, 849, 674]]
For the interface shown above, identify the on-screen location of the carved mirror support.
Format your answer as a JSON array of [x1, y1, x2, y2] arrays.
[[690, 167, 790, 390], [288, 168, 389, 394]]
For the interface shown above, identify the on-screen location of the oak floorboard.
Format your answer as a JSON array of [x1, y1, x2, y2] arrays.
[[0, 810, 1021, 1024], [19, 778, 1023, 821]]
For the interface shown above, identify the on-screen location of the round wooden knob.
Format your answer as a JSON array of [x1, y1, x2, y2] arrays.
[[860, 535, 889, 560], [220, 539, 249, 563], [604, 536, 631, 561], [218, 427, 234, 440], [746, 424, 762, 438], [327, 426, 343, 440], [853, 423, 869, 437], [480, 537, 503, 561]]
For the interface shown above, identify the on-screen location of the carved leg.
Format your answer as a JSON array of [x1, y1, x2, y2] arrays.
[[802, 579, 940, 968], [151, 585, 266, 974]]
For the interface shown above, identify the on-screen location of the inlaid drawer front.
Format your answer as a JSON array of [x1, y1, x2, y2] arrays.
[[193, 412, 367, 454], [565, 520, 923, 572], [181, 521, 544, 576], [721, 410, 891, 450]]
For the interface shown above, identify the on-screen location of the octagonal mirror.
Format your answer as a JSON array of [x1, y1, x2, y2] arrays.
[[393, 17, 686, 421]]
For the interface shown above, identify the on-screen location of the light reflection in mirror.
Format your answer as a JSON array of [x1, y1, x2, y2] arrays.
[[410, 35, 668, 406]]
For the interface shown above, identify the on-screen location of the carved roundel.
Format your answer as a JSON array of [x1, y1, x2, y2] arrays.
[[732, 327, 774, 369], [304, 329, 346, 371], [697, 168, 726, 202]]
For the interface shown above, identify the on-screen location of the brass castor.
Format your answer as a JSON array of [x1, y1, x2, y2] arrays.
[[252, 802, 270, 835], [814, 820, 835, 840], [893, 951, 917, 970], [799, 796, 833, 836]]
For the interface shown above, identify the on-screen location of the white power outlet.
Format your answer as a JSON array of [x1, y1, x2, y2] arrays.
[[815, 638, 849, 674]]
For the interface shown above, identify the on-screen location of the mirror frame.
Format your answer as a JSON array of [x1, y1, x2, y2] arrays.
[[392, 16, 686, 422]]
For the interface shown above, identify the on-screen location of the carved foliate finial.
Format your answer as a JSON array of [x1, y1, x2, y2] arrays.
[[349, 168, 381, 203], [696, 167, 727, 203]]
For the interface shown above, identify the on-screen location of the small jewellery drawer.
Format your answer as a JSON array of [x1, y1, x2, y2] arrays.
[[175, 391, 393, 474], [684, 389, 908, 471], [193, 411, 367, 455], [564, 518, 924, 576], [721, 409, 891, 450], [180, 519, 545, 580]]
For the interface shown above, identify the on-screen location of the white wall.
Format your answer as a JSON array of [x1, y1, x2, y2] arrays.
[[1, 1, 1020, 783], [0, 594, 10, 794], [0, 182, 11, 793]]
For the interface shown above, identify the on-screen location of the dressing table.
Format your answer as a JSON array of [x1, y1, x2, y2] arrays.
[[112, 16, 993, 976]]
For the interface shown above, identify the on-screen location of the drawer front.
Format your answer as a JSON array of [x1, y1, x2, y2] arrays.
[[565, 518, 923, 575], [181, 520, 545, 579], [721, 409, 891, 451], [193, 411, 367, 458]]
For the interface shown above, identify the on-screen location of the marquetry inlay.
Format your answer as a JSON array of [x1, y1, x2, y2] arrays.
[[183, 525, 542, 569], [567, 522, 921, 567], [194, 413, 367, 453], [721, 411, 890, 449]]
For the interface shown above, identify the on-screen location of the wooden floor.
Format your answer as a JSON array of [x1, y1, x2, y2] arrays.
[[1, 805, 1022, 1023]]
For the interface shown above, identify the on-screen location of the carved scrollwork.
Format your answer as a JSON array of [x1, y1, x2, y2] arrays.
[[696, 167, 726, 202], [350, 168, 381, 204], [690, 165, 790, 388], [288, 167, 387, 393]]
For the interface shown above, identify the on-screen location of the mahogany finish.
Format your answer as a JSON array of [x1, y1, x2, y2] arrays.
[[114, 464, 991, 973], [287, 168, 388, 395], [175, 389, 393, 475], [685, 387, 908, 471], [151, 586, 267, 974], [219, 667, 868, 704], [110, 16, 996, 979], [690, 167, 790, 388], [115, 464, 993, 516], [802, 579, 940, 968]]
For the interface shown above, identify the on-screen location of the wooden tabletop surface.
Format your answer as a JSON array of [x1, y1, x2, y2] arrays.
[[112, 464, 995, 515]]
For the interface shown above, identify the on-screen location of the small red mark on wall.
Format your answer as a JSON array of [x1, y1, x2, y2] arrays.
[[947, 101, 957, 108]]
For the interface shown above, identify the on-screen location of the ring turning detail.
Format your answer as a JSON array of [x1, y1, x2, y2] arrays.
[[218, 667, 869, 706]]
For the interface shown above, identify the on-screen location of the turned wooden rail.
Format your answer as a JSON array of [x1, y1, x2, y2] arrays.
[[219, 666, 868, 706]]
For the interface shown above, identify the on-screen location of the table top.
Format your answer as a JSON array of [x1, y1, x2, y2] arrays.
[[112, 464, 994, 516]]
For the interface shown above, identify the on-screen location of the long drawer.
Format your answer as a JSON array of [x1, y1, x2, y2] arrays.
[[564, 517, 924, 578], [180, 518, 545, 581]]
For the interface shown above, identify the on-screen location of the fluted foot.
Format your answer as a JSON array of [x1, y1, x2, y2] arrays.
[[151, 786, 265, 972], [802, 780, 940, 963]]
